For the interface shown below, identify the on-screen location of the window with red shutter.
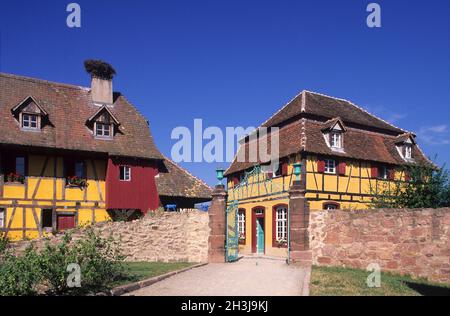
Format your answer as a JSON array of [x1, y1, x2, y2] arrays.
[[371, 166, 378, 179], [388, 169, 396, 181], [317, 159, 325, 173], [233, 176, 239, 186], [338, 162, 346, 176], [281, 162, 288, 176]]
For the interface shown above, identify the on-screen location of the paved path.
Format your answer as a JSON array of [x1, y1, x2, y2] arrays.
[[125, 257, 310, 296]]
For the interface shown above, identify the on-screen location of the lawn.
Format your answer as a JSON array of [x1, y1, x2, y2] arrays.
[[310, 266, 450, 296], [112, 262, 195, 287]]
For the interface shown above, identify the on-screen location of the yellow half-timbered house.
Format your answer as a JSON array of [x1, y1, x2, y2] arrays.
[[225, 90, 430, 257]]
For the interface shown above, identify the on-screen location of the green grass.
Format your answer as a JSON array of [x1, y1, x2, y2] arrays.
[[310, 266, 450, 296], [112, 262, 195, 287]]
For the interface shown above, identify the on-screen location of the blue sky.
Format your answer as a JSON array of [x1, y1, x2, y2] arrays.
[[1, 0, 450, 186]]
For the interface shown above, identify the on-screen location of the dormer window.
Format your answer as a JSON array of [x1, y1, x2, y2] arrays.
[[95, 122, 112, 139], [87, 105, 120, 140], [330, 132, 342, 149], [22, 114, 39, 130], [322, 118, 346, 152], [395, 133, 415, 161], [11, 96, 48, 132]]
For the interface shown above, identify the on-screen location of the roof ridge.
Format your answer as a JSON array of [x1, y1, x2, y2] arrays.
[[304, 90, 407, 133], [0, 72, 90, 91], [258, 90, 305, 128], [161, 154, 213, 191]]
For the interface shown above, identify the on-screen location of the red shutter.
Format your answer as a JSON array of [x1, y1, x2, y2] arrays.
[[338, 162, 346, 176], [371, 166, 378, 179], [388, 169, 396, 181], [281, 162, 288, 176], [404, 171, 410, 182], [267, 172, 273, 179], [317, 160, 325, 173], [233, 176, 239, 186]]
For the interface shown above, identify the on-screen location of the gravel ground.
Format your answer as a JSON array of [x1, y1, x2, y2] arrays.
[[125, 257, 309, 296]]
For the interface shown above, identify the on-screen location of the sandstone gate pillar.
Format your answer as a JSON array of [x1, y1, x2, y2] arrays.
[[288, 180, 312, 267], [208, 184, 227, 263]]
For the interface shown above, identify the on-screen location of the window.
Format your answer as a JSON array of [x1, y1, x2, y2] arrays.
[[238, 209, 246, 243], [379, 166, 388, 180], [75, 161, 85, 178], [16, 156, 26, 176], [324, 203, 340, 210], [324, 159, 336, 174], [404, 145, 412, 159], [274, 206, 288, 244], [22, 114, 39, 130], [273, 161, 288, 177], [119, 166, 131, 181], [0, 209, 5, 228], [330, 132, 342, 149], [95, 123, 112, 138], [41, 209, 53, 229]]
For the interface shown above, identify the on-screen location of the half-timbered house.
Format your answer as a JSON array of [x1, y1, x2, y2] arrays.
[[0, 63, 211, 240], [225, 90, 430, 257]]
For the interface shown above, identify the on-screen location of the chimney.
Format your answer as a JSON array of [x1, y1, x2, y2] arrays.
[[84, 60, 116, 105]]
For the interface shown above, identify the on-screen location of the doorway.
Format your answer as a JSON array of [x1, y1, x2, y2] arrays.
[[252, 208, 265, 254]]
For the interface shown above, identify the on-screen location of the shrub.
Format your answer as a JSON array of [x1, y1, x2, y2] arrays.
[[0, 245, 42, 296], [0, 228, 124, 296]]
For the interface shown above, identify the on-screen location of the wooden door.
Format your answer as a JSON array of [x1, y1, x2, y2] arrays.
[[57, 214, 75, 231]]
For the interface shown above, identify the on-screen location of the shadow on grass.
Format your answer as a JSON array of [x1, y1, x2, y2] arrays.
[[403, 281, 450, 296]]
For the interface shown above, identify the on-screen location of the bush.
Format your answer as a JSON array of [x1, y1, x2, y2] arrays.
[[0, 229, 124, 296], [0, 245, 42, 296]]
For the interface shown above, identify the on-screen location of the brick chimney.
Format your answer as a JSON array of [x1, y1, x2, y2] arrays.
[[84, 60, 116, 105]]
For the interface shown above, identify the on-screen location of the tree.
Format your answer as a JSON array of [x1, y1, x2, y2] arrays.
[[370, 161, 450, 209]]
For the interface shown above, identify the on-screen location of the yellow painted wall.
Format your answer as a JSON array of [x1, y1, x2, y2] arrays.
[[227, 154, 408, 257], [0, 154, 110, 241]]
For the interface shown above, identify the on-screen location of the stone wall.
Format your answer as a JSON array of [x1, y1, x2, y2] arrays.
[[310, 208, 450, 283], [12, 210, 210, 263]]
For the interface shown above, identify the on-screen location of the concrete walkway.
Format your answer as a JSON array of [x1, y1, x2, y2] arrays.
[[125, 257, 310, 296]]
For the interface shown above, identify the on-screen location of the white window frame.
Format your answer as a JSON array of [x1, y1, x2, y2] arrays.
[[238, 210, 246, 240], [380, 166, 388, 180], [324, 159, 336, 174], [330, 132, 342, 149], [0, 209, 5, 228], [404, 145, 412, 159], [95, 122, 112, 139], [21, 113, 39, 130], [275, 206, 288, 243], [119, 166, 131, 181]]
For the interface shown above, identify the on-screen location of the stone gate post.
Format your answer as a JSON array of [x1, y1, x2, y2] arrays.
[[208, 184, 227, 263], [288, 180, 312, 267]]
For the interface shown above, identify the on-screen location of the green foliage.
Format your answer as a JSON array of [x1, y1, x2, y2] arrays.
[[0, 229, 124, 296], [370, 161, 450, 209], [0, 245, 42, 296]]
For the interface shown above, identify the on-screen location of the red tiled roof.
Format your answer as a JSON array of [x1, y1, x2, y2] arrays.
[[262, 90, 406, 134], [0, 73, 163, 160], [156, 157, 213, 199], [226, 89, 430, 176]]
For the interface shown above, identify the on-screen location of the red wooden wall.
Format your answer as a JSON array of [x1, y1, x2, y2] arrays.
[[106, 157, 159, 214]]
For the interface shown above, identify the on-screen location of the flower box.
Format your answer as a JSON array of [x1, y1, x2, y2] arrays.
[[4, 173, 25, 184]]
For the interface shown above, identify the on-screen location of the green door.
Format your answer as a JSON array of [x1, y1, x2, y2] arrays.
[[256, 218, 265, 254]]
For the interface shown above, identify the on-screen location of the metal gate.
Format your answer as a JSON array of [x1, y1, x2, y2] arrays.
[[225, 200, 239, 262]]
